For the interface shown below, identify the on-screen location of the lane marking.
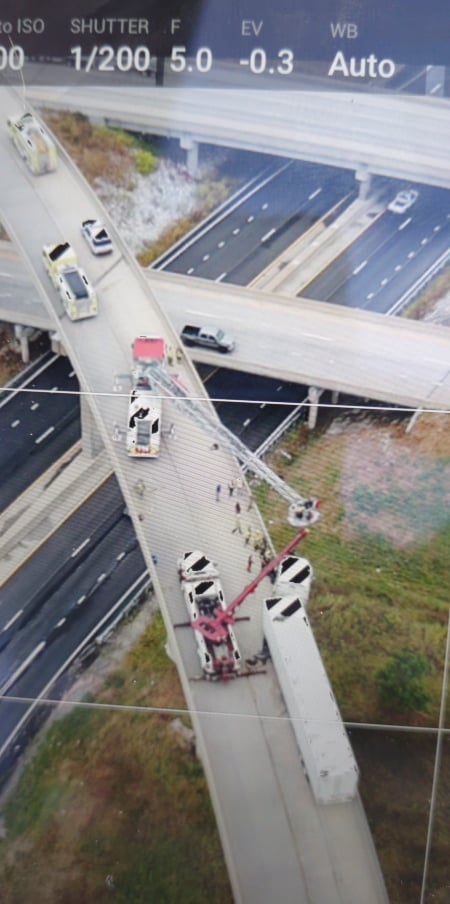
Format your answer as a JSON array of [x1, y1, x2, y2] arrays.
[[186, 267, 195, 274], [77, 595, 87, 606], [0, 641, 46, 696], [398, 217, 411, 231], [308, 188, 322, 200], [35, 425, 55, 445], [301, 332, 332, 342], [215, 273, 227, 282], [261, 228, 276, 243], [30, 401, 39, 410], [1, 609, 23, 632], [11, 419, 20, 428], [71, 537, 90, 558], [352, 260, 367, 275], [55, 617, 66, 628]]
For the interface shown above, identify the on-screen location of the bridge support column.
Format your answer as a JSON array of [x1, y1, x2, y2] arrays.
[[307, 386, 323, 430], [331, 390, 339, 405], [425, 66, 444, 97], [406, 408, 422, 434], [355, 166, 372, 200], [80, 394, 104, 458], [179, 136, 199, 175], [49, 331, 67, 357], [14, 324, 32, 363]]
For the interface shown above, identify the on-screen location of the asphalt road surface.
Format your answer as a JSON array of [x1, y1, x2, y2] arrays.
[[304, 184, 450, 312], [0, 353, 80, 512], [0, 476, 147, 762], [157, 159, 355, 284]]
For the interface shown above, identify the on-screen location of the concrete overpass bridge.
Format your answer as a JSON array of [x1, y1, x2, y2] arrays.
[[29, 84, 450, 189], [2, 259, 450, 419], [0, 87, 388, 904]]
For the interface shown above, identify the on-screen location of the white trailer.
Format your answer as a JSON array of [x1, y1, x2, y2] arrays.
[[263, 593, 359, 804]]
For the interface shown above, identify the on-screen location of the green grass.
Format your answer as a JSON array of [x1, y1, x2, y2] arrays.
[[256, 421, 450, 726]]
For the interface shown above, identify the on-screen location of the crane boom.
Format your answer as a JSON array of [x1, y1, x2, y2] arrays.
[[142, 362, 320, 526]]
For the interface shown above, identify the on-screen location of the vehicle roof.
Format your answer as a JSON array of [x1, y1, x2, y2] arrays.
[[132, 336, 166, 362]]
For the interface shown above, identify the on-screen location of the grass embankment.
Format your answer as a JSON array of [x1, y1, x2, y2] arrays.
[[43, 111, 238, 266], [406, 264, 450, 321], [0, 615, 232, 904], [256, 412, 450, 903]]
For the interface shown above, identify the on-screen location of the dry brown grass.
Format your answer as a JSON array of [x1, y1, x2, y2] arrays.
[[0, 615, 232, 904]]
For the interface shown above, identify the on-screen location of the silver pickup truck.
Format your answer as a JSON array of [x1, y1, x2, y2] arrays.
[[180, 324, 235, 353]]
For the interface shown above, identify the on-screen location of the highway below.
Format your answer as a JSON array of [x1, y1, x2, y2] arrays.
[[0, 476, 148, 765], [0, 84, 388, 903], [156, 159, 355, 285], [305, 185, 450, 312], [0, 352, 80, 511]]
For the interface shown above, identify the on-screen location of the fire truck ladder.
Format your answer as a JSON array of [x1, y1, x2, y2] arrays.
[[145, 363, 319, 527]]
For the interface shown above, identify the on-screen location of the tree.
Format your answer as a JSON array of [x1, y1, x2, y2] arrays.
[[376, 649, 431, 713]]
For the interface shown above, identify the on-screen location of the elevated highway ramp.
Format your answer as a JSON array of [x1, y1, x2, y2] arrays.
[[0, 86, 388, 903], [29, 83, 450, 189], [2, 249, 449, 413]]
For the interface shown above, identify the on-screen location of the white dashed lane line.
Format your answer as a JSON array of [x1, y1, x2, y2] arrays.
[[352, 260, 367, 276], [34, 425, 55, 444], [1, 609, 23, 633], [71, 537, 90, 558]]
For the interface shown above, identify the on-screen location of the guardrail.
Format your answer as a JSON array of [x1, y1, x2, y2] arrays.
[[387, 248, 450, 316], [244, 398, 308, 466]]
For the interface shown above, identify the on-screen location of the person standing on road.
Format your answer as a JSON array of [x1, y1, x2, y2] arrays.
[[247, 555, 253, 573], [235, 501, 241, 516], [215, 484, 222, 502], [232, 515, 243, 534]]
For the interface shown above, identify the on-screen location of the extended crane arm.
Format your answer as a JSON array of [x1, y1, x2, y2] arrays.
[[146, 363, 320, 526]]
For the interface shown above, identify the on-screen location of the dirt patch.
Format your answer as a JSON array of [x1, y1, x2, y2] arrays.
[[0, 325, 23, 385], [327, 416, 450, 547]]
